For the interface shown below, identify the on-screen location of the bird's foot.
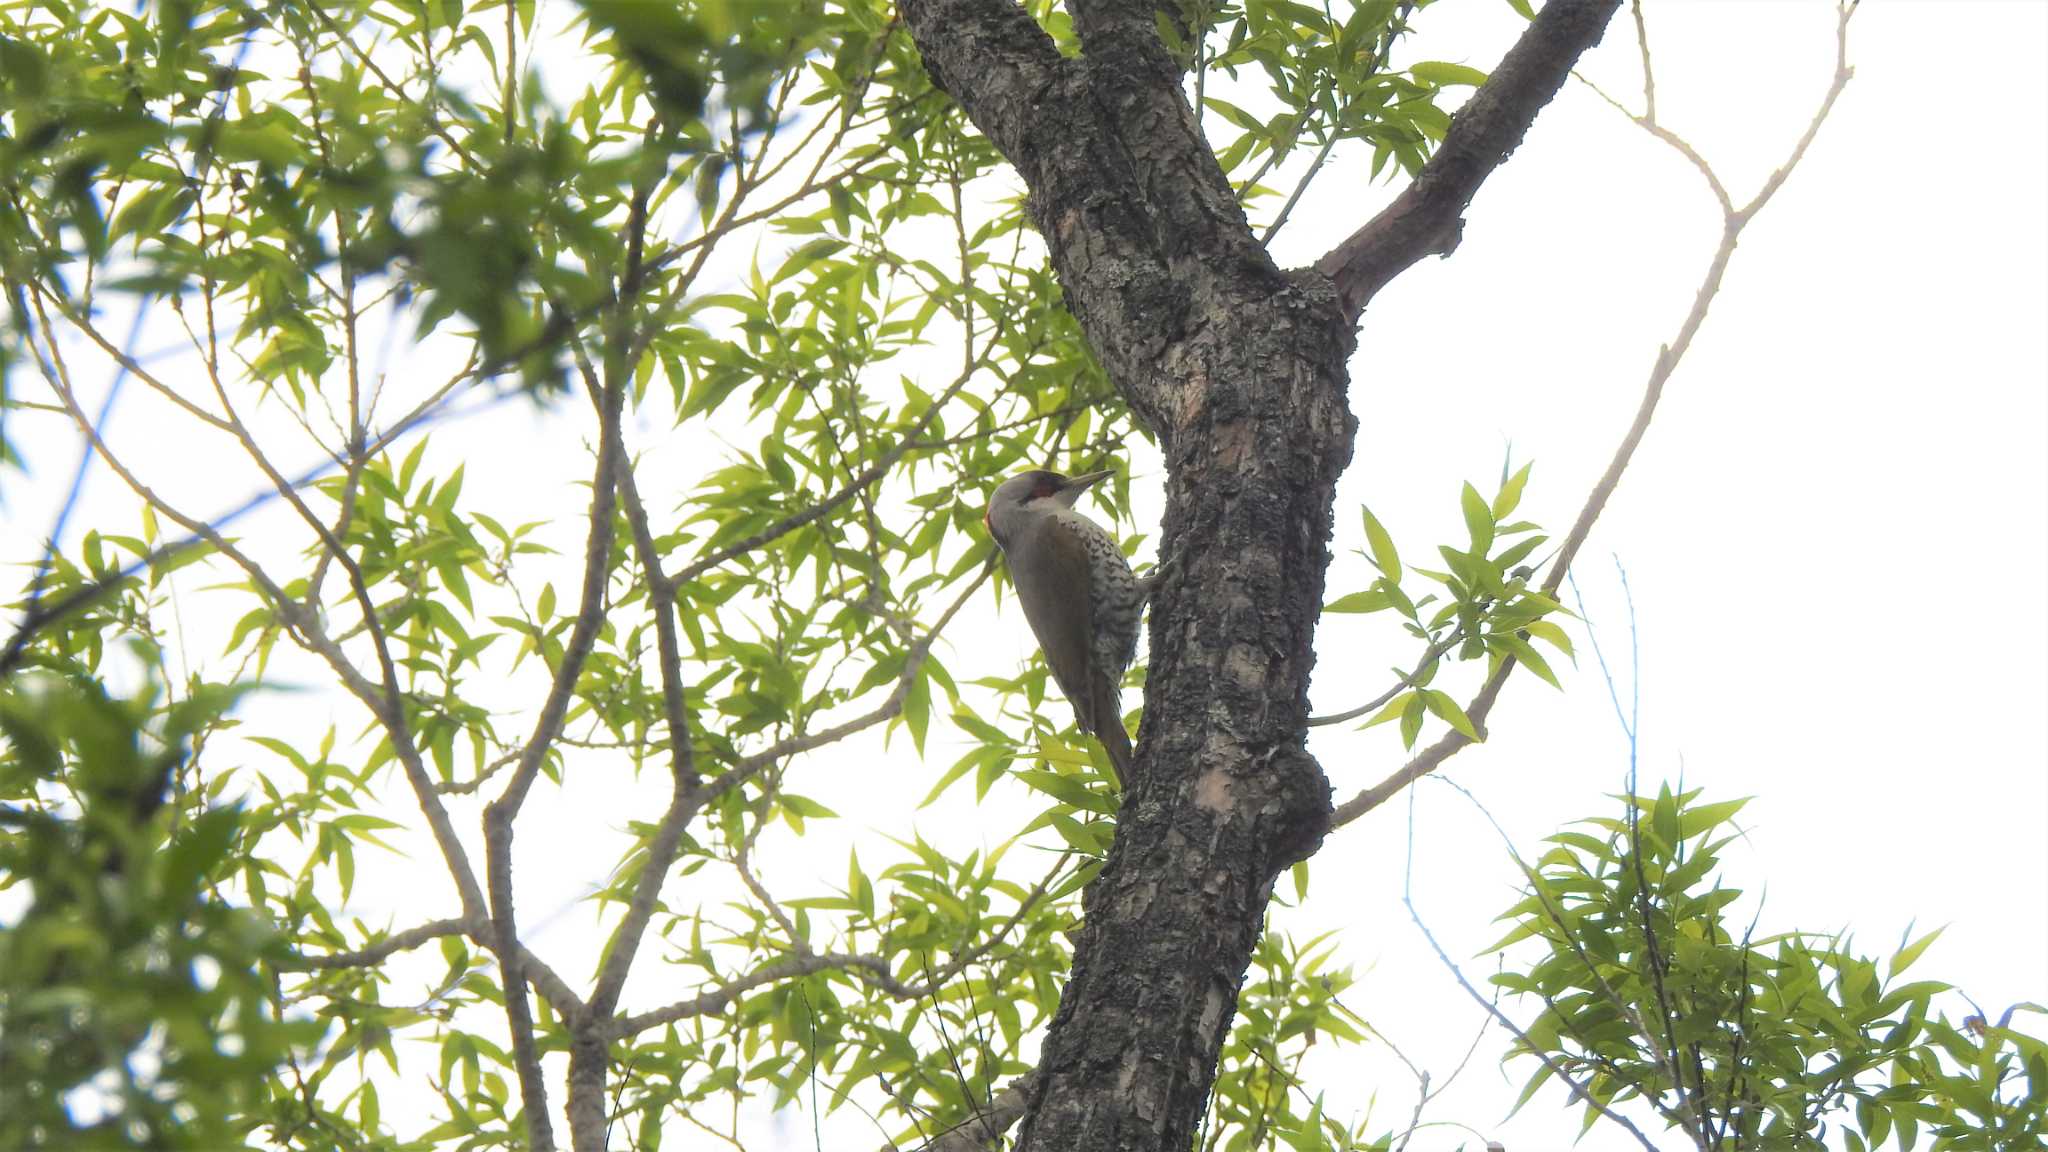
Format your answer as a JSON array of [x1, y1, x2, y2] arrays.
[[1140, 542, 1186, 601]]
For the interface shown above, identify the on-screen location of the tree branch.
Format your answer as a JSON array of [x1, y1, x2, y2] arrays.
[[1401, 795, 1659, 1150], [36, 292, 235, 433], [575, 337, 698, 1025], [480, 339, 626, 1152], [1307, 634, 1459, 728], [1331, 1, 1859, 830], [139, 283, 502, 942], [696, 564, 990, 806], [608, 719, 1051, 1045], [906, 1066, 1044, 1152], [1313, 0, 1623, 320], [279, 918, 470, 970], [609, 952, 886, 1038], [895, 0, 1066, 164]]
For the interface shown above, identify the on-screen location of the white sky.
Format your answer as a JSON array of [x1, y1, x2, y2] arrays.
[[4, 1, 2043, 1148], [1277, 1, 2048, 1144]]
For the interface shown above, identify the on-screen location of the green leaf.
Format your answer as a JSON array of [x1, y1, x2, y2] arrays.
[[211, 122, 305, 169], [1460, 482, 1494, 555], [1359, 506, 1401, 583], [1677, 796, 1749, 838], [1359, 691, 1413, 730], [1505, 1060, 1554, 1118], [903, 671, 931, 754], [1411, 61, 1489, 88], [1325, 589, 1391, 614], [163, 803, 242, 900], [1492, 461, 1533, 519], [1421, 689, 1480, 741], [779, 794, 838, 820], [921, 748, 984, 808], [773, 237, 848, 284], [1521, 618, 1574, 658], [1398, 692, 1426, 748], [1651, 787, 1681, 849], [1489, 632, 1560, 688], [1890, 925, 1946, 978]]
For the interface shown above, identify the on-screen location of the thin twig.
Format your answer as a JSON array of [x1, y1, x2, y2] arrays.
[[479, 340, 628, 1152], [668, 362, 983, 588], [612, 853, 1060, 1040], [1263, 1, 1415, 245], [1401, 791, 1659, 1150], [1307, 634, 1459, 727], [1331, 4, 1858, 829], [280, 917, 471, 970], [1631, 0, 1656, 127]]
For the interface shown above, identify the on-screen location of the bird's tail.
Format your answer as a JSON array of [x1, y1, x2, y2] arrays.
[[1091, 679, 1134, 790]]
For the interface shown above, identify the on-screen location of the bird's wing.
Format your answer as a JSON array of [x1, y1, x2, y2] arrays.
[[1010, 515, 1098, 730]]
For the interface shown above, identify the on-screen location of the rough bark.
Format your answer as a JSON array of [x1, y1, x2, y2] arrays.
[[897, 1, 1620, 1147]]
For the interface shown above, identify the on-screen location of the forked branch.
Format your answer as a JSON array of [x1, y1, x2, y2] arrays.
[[1314, 0, 1624, 320]]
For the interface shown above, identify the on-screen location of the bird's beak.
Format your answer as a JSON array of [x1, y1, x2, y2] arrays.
[[1057, 469, 1115, 505]]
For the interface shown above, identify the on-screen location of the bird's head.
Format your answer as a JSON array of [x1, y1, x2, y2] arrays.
[[983, 468, 1113, 545]]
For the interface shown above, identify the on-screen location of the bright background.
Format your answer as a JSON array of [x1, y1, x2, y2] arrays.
[[3, 1, 2042, 1147]]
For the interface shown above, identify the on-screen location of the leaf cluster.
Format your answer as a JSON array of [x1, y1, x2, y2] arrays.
[[1492, 786, 2048, 1150], [1325, 461, 1572, 746], [0, 0, 1484, 1146], [0, 672, 319, 1149]]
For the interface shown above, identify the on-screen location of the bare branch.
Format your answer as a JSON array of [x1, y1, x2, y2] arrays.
[[36, 293, 235, 433], [14, 290, 384, 717], [581, 353, 701, 1026], [1307, 634, 1459, 728], [1331, 4, 1858, 830], [1314, 0, 1623, 320], [1631, 0, 1656, 127], [1402, 797, 1659, 1150], [130, 283, 498, 930], [1736, 3, 1857, 224], [609, 952, 889, 1038], [478, 340, 625, 1152], [280, 918, 470, 970], [734, 777, 807, 951], [437, 746, 519, 796]]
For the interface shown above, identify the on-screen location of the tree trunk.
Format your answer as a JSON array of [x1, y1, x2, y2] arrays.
[[898, 1, 1620, 1146]]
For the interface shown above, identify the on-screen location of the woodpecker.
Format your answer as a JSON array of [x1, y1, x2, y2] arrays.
[[985, 469, 1147, 787]]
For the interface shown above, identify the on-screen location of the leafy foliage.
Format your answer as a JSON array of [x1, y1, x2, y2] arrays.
[[3, 2, 2009, 1151], [0, 672, 315, 1149], [1492, 785, 2048, 1150], [1323, 460, 1572, 747], [1202, 928, 1383, 1152], [1, 0, 1469, 1145]]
